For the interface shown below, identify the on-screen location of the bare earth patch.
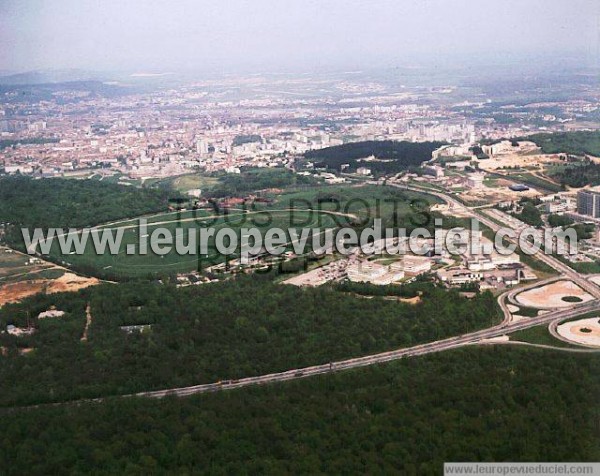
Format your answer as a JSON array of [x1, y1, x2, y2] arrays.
[[0, 280, 50, 306], [556, 318, 600, 348], [395, 295, 422, 305], [515, 280, 593, 309], [46, 273, 99, 294], [459, 180, 540, 205], [0, 273, 99, 307]]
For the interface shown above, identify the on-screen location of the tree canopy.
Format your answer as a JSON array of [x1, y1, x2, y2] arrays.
[[0, 277, 499, 406], [0, 347, 597, 474], [304, 140, 444, 175]]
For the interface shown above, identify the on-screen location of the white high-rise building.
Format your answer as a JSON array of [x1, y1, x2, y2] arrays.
[[196, 139, 209, 155]]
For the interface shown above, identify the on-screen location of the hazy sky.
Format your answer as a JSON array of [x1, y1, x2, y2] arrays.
[[1, 0, 598, 73]]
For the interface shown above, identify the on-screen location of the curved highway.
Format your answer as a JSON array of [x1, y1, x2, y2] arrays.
[[393, 182, 600, 299], [12, 181, 600, 407], [129, 300, 600, 399], [124, 183, 600, 400]]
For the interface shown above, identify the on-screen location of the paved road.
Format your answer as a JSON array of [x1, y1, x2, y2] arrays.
[[497, 276, 563, 324], [123, 184, 600, 400], [504, 276, 563, 307], [477, 340, 600, 353], [13, 182, 600, 407], [111, 184, 600, 400], [394, 183, 600, 299], [129, 300, 600, 399]]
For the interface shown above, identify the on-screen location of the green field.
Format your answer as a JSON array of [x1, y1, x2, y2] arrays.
[[0, 248, 60, 285], [504, 172, 562, 193], [44, 209, 341, 279], [509, 325, 580, 349], [268, 185, 442, 224], [39, 185, 442, 279], [152, 173, 220, 193]]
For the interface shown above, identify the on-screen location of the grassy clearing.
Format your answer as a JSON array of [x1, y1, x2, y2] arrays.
[[509, 325, 575, 348], [153, 173, 220, 193], [38, 185, 443, 280], [0, 248, 58, 284], [514, 306, 541, 317], [506, 172, 562, 193], [46, 209, 340, 279]]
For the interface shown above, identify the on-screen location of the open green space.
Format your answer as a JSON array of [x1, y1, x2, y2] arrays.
[[509, 325, 578, 349], [44, 208, 341, 279], [152, 173, 220, 194], [0, 250, 33, 276], [36, 184, 448, 280], [203, 167, 319, 198], [0, 248, 59, 284], [268, 184, 443, 224], [513, 306, 541, 317]]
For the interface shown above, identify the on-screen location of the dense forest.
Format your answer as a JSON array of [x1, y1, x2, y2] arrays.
[[0, 137, 60, 150], [550, 161, 600, 188], [304, 140, 444, 175], [0, 176, 171, 248], [547, 214, 574, 228], [0, 347, 597, 474], [0, 277, 499, 406], [525, 131, 600, 157], [511, 202, 543, 227], [0, 176, 171, 230], [232, 134, 263, 146]]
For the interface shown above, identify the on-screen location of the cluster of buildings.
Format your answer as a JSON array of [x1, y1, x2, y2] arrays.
[[3, 72, 593, 183], [414, 162, 488, 192], [284, 226, 530, 290], [347, 255, 432, 285], [433, 228, 529, 289]]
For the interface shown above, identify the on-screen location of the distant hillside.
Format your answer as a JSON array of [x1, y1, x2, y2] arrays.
[[0, 80, 136, 104], [304, 140, 445, 175], [0, 69, 107, 85]]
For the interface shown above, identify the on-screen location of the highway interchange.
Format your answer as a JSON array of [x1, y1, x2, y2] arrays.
[[12, 183, 600, 407], [125, 184, 600, 400], [133, 299, 600, 399]]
